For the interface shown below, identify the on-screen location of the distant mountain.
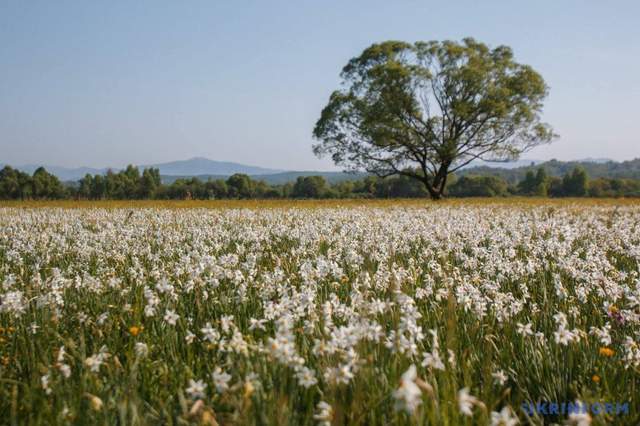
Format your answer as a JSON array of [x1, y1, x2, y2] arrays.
[[145, 157, 283, 176], [576, 157, 613, 164], [460, 158, 614, 170], [459, 158, 640, 183], [2, 164, 111, 181], [4, 156, 633, 186], [3, 157, 284, 181], [461, 159, 545, 170]]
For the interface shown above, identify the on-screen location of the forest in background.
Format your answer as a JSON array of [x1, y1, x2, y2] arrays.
[[1, 159, 640, 200]]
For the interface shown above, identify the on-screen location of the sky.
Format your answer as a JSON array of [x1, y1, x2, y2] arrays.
[[1, 0, 639, 171]]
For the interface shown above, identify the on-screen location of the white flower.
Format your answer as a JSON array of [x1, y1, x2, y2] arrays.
[[335, 364, 354, 384], [457, 387, 479, 416], [201, 323, 220, 343], [164, 309, 179, 326], [84, 346, 110, 373], [566, 400, 592, 426], [421, 349, 445, 370], [589, 325, 612, 346], [249, 317, 266, 331], [492, 370, 508, 386], [0, 291, 26, 316], [313, 401, 333, 426], [447, 349, 456, 367], [422, 329, 445, 370], [58, 364, 71, 378], [77, 312, 88, 324], [295, 366, 318, 388], [97, 312, 109, 325], [393, 365, 422, 414], [41, 374, 52, 395], [55, 347, 70, 378], [212, 367, 232, 393], [553, 312, 568, 326], [516, 322, 534, 336], [185, 330, 196, 344], [135, 342, 149, 357], [220, 315, 234, 333], [229, 330, 249, 355], [56, 346, 66, 363], [554, 326, 577, 345], [491, 406, 518, 426], [155, 278, 173, 293], [186, 379, 207, 399]]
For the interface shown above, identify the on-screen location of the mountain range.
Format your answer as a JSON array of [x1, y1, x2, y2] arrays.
[[2, 156, 634, 184], [460, 158, 640, 182], [3, 157, 283, 181]]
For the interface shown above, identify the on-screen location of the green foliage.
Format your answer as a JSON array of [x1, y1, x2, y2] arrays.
[[373, 174, 429, 198], [74, 166, 162, 200], [0, 166, 65, 200], [588, 178, 640, 197], [561, 167, 589, 197], [226, 174, 254, 199], [449, 175, 509, 197], [292, 176, 329, 198], [2, 164, 640, 201], [517, 167, 548, 196], [313, 38, 555, 199], [140, 168, 162, 198]]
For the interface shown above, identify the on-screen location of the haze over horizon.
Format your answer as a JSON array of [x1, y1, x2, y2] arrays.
[[2, 1, 639, 171], [1, 155, 630, 176]]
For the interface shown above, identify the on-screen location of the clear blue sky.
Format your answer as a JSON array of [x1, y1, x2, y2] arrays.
[[1, 0, 639, 170]]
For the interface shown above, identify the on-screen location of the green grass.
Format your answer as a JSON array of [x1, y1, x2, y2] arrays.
[[0, 203, 638, 425]]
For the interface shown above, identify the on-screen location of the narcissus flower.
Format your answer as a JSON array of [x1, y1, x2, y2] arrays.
[[134, 342, 149, 357], [490, 406, 518, 426], [393, 365, 422, 414], [186, 379, 207, 399], [458, 387, 481, 416], [313, 401, 333, 426]]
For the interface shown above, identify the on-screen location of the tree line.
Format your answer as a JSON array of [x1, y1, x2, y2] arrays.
[[1, 164, 639, 200], [449, 166, 640, 197], [459, 158, 640, 183]]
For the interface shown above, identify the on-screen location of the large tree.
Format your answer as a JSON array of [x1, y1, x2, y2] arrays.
[[313, 38, 556, 199]]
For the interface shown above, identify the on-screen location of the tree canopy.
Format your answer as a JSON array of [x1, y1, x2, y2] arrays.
[[313, 38, 555, 199]]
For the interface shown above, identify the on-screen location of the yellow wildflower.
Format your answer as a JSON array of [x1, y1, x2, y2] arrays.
[[599, 347, 614, 357]]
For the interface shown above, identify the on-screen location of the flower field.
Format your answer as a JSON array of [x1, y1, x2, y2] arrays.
[[1, 202, 639, 425]]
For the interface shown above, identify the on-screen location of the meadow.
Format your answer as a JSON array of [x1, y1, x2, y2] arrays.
[[1, 199, 639, 425]]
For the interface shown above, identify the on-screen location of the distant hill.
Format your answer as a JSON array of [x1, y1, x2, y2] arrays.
[[5, 156, 639, 185], [4, 164, 111, 181], [459, 158, 640, 183], [146, 157, 283, 176], [3, 156, 547, 182], [2, 157, 284, 181], [461, 159, 545, 169]]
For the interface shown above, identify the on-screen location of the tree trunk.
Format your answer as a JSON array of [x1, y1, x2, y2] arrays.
[[424, 169, 449, 200], [421, 180, 443, 200]]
